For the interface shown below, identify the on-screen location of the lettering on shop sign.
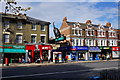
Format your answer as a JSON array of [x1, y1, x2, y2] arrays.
[[42, 47, 49, 50]]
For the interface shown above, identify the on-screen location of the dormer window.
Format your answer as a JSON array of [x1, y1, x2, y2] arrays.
[[73, 23, 81, 28], [17, 22, 22, 29], [4, 21, 9, 28]]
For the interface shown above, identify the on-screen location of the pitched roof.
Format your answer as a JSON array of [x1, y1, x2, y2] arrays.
[[0, 12, 51, 25]]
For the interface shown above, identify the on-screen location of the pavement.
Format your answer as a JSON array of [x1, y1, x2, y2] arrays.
[[1, 59, 120, 68]]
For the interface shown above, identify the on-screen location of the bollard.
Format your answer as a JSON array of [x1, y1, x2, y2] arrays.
[[5, 58, 9, 66]]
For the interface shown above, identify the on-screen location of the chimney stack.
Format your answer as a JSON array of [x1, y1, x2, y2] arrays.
[[86, 20, 92, 24], [106, 22, 111, 27], [63, 17, 67, 22]]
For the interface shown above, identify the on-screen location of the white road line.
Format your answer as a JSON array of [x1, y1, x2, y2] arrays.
[[2, 67, 118, 79]]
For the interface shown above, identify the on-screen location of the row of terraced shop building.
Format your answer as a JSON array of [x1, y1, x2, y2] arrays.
[[0, 13, 120, 64]]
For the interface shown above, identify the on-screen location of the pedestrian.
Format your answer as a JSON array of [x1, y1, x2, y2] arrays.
[[48, 57, 51, 63], [40, 57, 43, 63], [106, 54, 110, 61], [28, 57, 31, 63], [22, 56, 25, 63], [35, 58, 40, 63], [65, 55, 68, 63]]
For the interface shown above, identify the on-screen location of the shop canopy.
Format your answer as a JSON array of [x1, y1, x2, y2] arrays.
[[89, 47, 101, 52], [0, 45, 26, 53]]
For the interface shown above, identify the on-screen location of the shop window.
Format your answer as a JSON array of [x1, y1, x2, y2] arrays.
[[32, 24, 36, 30], [41, 36, 46, 43], [31, 35, 36, 43], [3, 34, 9, 43], [16, 35, 22, 43], [41, 25, 45, 31]]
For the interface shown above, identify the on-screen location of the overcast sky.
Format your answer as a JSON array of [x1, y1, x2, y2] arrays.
[[0, 0, 119, 37]]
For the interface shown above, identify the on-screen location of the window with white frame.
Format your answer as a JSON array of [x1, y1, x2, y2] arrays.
[[4, 21, 9, 28], [41, 25, 45, 31], [108, 31, 116, 38], [98, 30, 106, 37], [17, 22, 22, 29], [86, 29, 94, 36], [31, 35, 36, 43], [4, 34, 9, 43], [75, 29, 78, 35], [76, 39, 78, 46], [16, 35, 22, 43], [78, 30, 82, 36], [72, 29, 74, 34], [32, 24, 36, 30], [72, 39, 75, 46], [41, 36, 46, 43]]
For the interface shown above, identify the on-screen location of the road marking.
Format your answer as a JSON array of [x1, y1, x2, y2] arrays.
[[2, 67, 119, 79]]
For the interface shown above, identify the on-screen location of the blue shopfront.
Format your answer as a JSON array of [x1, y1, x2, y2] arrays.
[[59, 46, 88, 61], [89, 47, 101, 60]]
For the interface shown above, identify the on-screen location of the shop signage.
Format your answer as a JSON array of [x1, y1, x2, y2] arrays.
[[42, 47, 49, 49], [100, 47, 110, 49], [0, 45, 25, 49], [70, 46, 88, 50], [112, 47, 120, 51], [89, 47, 101, 52], [55, 36, 66, 42], [0, 45, 26, 53], [0, 48, 26, 53]]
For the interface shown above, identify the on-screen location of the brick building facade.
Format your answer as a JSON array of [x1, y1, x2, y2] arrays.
[[0, 13, 51, 63], [59, 17, 118, 61]]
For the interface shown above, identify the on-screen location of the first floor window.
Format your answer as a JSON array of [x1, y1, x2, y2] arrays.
[[31, 35, 36, 43], [41, 36, 46, 43], [76, 39, 78, 46], [16, 35, 22, 43], [72, 29, 74, 35], [4, 34, 9, 43]]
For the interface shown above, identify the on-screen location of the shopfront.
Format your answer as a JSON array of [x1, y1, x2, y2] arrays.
[[112, 47, 120, 59], [59, 46, 88, 61], [26, 44, 52, 63], [0, 45, 26, 64], [52, 52, 62, 63], [100, 47, 112, 60], [89, 47, 101, 60]]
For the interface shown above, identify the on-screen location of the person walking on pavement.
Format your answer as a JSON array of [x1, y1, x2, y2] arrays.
[[35, 57, 40, 63], [22, 56, 25, 63], [106, 54, 110, 61], [65, 55, 68, 63]]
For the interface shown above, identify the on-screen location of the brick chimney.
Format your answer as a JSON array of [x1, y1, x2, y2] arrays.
[[63, 17, 67, 22], [106, 22, 111, 27], [86, 20, 92, 24]]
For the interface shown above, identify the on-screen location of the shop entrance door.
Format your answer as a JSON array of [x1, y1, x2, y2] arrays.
[[78, 52, 85, 61], [42, 50, 48, 61], [34, 50, 40, 61]]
